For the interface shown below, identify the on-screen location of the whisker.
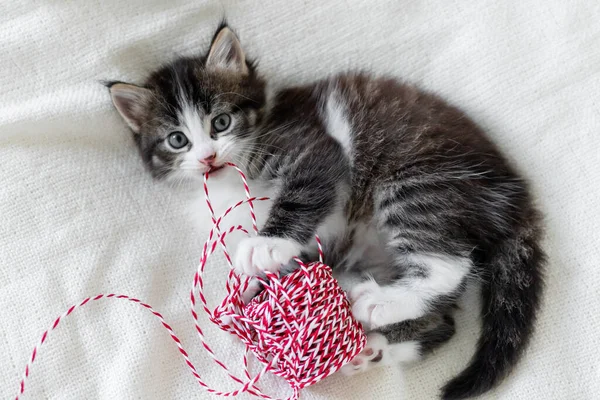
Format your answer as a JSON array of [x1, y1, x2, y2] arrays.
[[212, 92, 257, 103]]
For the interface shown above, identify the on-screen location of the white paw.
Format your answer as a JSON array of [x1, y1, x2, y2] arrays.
[[234, 236, 302, 276], [350, 280, 414, 329], [350, 280, 386, 329], [340, 333, 389, 376]]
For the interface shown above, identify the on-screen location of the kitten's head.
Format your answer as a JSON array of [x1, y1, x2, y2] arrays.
[[108, 24, 265, 184]]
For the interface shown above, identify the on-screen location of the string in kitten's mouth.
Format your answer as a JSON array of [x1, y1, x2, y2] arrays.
[[209, 165, 225, 174]]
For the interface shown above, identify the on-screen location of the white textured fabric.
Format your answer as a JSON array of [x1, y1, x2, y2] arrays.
[[1, 1, 599, 399]]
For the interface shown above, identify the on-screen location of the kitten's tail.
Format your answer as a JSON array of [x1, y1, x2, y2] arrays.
[[441, 222, 545, 400]]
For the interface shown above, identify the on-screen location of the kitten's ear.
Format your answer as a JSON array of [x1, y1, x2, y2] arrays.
[[108, 82, 151, 133], [206, 26, 249, 75]]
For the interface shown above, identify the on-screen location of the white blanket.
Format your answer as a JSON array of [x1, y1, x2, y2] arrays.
[[2, 1, 599, 399]]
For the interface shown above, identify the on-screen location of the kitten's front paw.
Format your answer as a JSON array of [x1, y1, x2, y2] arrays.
[[350, 279, 384, 329], [340, 332, 388, 376], [234, 236, 302, 276]]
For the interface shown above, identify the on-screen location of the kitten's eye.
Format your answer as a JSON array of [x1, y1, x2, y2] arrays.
[[167, 131, 189, 149], [212, 113, 231, 133]]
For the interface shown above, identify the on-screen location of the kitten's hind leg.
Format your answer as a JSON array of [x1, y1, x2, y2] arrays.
[[339, 332, 421, 376], [378, 312, 456, 356], [413, 313, 456, 356], [340, 313, 456, 376], [350, 253, 470, 329]]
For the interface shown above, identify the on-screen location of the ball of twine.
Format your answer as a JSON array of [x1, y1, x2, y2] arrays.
[[212, 258, 365, 397]]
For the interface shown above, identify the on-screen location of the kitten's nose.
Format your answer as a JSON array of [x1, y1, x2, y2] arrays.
[[199, 154, 216, 166]]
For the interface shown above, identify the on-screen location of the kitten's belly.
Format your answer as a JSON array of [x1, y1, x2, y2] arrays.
[[341, 221, 389, 270], [313, 210, 392, 291]]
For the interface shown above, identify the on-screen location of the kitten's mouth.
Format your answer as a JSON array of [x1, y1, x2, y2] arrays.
[[209, 165, 225, 174]]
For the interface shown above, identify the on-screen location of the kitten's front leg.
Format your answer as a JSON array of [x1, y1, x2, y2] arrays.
[[234, 160, 344, 276]]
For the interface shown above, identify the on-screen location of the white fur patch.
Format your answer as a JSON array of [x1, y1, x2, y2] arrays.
[[234, 236, 302, 276], [324, 92, 353, 157], [350, 254, 471, 329], [177, 103, 215, 162], [214, 134, 240, 167], [315, 207, 347, 245], [340, 332, 421, 376], [388, 341, 422, 364]]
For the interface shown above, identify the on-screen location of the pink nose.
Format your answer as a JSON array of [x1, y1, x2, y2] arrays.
[[199, 154, 216, 166]]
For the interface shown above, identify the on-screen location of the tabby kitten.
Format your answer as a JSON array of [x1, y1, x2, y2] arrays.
[[108, 24, 545, 399]]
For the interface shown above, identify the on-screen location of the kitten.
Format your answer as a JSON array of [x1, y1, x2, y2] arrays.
[[107, 23, 545, 399]]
